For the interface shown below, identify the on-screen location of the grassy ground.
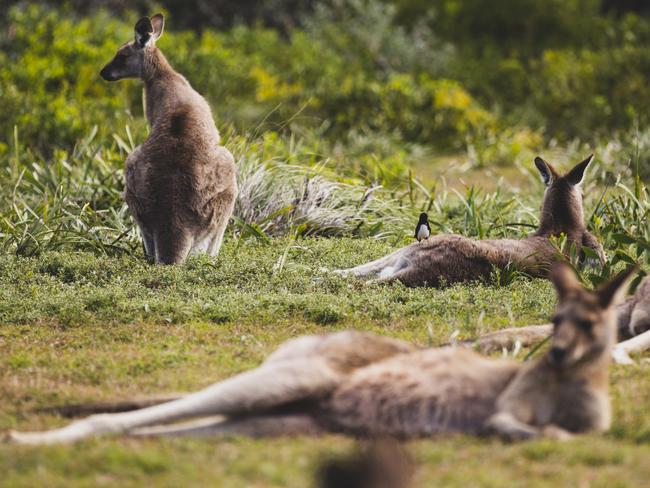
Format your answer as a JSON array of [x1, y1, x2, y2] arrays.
[[1, 237, 649, 487]]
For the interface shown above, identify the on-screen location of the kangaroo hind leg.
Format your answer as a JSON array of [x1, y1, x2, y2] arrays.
[[365, 255, 412, 285], [334, 247, 407, 278], [139, 225, 155, 263], [131, 414, 323, 438], [206, 221, 228, 257], [8, 358, 339, 445]]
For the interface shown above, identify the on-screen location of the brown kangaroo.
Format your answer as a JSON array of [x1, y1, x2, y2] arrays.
[[471, 273, 650, 363], [335, 155, 604, 286], [100, 14, 237, 264], [6, 264, 634, 445]]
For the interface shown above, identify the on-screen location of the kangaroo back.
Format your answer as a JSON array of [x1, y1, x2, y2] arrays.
[[533, 154, 604, 264], [101, 14, 237, 265]]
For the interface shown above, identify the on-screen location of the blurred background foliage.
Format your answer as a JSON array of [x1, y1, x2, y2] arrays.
[[4, 0, 650, 153]]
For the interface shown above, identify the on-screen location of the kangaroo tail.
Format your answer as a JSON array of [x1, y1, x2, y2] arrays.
[[35, 394, 186, 418]]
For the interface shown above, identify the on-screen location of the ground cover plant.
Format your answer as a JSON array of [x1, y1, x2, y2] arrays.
[[1, 1, 650, 486]]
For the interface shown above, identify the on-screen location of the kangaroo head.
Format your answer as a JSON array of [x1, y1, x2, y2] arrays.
[[547, 263, 637, 369], [100, 14, 165, 81], [534, 154, 593, 236]]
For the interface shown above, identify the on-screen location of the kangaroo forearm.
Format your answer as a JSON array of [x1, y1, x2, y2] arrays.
[[484, 411, 540, 441]]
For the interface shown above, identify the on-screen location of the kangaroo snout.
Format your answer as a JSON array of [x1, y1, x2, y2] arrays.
[[549, 346, 567, 365], [99, 66, 118, 82]]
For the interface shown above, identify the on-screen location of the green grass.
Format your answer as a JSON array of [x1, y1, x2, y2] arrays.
[[1, 238, 649, 487]]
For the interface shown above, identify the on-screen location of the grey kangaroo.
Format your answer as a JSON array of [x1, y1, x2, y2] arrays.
[[7, 264, 634, 445], [100, 14, 237, 264], [335, 155, 604, 286], [471, 273, 650, 364]]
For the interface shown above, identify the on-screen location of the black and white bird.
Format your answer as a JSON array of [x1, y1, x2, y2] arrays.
[[414, 212, 431, 242]]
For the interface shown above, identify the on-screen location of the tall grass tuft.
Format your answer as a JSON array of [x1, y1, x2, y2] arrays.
[[2, 123, 649, 269], [233, 148, 411, 239], [0, 128, 417, 255]]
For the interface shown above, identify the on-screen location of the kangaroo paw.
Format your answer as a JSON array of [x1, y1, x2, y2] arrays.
[[612, 346, 634, 365]]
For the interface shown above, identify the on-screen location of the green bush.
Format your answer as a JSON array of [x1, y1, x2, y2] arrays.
[[0, 6, 140, 151], [4, 1, 650, 153], [0, 2, 494, 154]]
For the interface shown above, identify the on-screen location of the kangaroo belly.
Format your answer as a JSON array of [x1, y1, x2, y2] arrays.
[[324, 348, 519, 437], [398, 235, 505, 286], [402, 235, 557, 286], [482, 237, 555, 276]]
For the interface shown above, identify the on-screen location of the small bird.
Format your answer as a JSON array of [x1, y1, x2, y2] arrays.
[[414, 212, 431, 242]]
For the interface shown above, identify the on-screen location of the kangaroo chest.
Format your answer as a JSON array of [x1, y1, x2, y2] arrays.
[[514, 378, 607, 433], [550, 383, 609, 432]]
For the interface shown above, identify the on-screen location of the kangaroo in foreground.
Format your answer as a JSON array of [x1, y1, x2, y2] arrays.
[[335, 155, 604, 286], [100, 14, 237, 264], [7, 264, 634, 445], [470, 273, 650, 364]]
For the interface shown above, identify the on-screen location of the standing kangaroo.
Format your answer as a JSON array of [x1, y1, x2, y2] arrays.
[[335, 155, 604, 286], [7, 264, 634, 445], [100, 14, 237, 264]]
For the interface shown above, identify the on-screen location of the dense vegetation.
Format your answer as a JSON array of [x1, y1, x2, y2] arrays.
[[1, 1, 649, 486], [6, 1, 650, 150]]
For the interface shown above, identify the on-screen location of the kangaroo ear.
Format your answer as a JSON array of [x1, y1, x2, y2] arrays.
[[551, 262, 582, 301], [134, 17, 154, 48], [566, 154, 594, 186], [534, 157, 558, 187], [151, 13, 165, 41], [597, 265, 638, 309]]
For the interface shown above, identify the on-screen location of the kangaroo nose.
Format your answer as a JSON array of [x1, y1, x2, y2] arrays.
[[99, 67, 115, 81], [550, 347, 567, 365]]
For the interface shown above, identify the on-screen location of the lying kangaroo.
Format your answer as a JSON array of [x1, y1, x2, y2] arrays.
[[335, 155, 604, 286], [100, 14, 237, 264], [7, 264, 634, 445], [471, 273, 650, 363]]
